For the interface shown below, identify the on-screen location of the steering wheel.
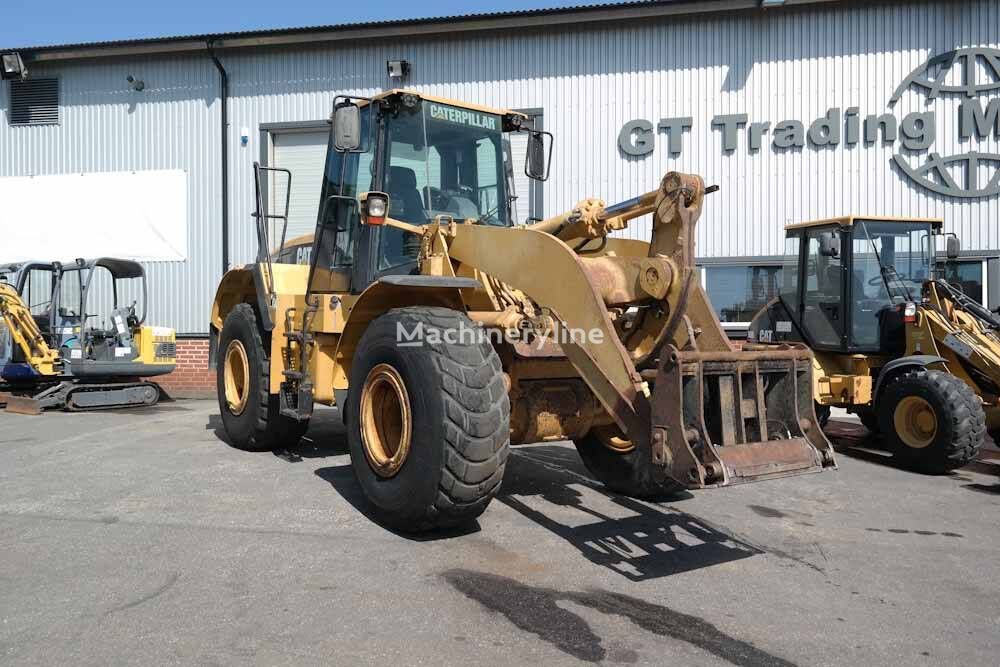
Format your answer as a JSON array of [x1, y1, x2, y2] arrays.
[[425, 186, 447, 210]]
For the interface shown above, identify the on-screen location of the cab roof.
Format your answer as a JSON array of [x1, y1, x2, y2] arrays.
[[785, 215, 944, 231], [361, 89, 528, 123]]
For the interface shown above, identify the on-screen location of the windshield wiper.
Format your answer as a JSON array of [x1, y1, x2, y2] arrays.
[[861, 224, 913, 302]]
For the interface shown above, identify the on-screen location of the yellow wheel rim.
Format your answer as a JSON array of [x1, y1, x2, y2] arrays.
[[592, 424, 635, 454], [893, 396, 938, 449], [224, 340, 250, 416], [360, 363, 412, 478]]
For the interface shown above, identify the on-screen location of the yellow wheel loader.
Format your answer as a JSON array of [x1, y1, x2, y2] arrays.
[[210, 90, 834, 532], [749, 216, 997, 473], [0, 258, 175, 414]]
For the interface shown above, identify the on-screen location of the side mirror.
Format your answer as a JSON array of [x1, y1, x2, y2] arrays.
[[946, 235, 961, 260], [333, 103, 362, 152], [525, 130, 552, 182], [819, 232, 839, 258]]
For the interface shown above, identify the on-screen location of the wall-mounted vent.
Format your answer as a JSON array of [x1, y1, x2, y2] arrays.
[[9, 78, 59, 126]]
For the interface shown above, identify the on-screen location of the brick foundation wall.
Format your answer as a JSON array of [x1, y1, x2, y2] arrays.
[[155, 339, 215, 399]]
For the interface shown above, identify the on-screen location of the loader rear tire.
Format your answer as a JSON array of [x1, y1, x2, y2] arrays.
[[217, 303, 308, 452], [878, 369, 983, 474], [346, 307, 510, 532], [574, 425, 686, 498]]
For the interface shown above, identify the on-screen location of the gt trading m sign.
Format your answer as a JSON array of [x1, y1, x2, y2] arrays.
[[619, 47, 1000, 199]]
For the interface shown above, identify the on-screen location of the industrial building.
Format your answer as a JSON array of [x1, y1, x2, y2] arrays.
[[1, 0, 999, 389]]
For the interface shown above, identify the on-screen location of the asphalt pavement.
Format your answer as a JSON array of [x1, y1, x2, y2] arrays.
[[1, 401, 998, 666]]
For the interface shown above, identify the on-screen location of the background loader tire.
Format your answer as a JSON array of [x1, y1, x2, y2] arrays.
[[815, 403, 831, 429], [217, 303, 308, 451], [346, 307, 509, 532], [878, 369, 983, 474], [574, 425, 686, 498], [855, 407, 880, 434]]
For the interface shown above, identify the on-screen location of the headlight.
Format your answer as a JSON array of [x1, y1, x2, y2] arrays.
[[363, 193, 389, 225], [367, 196, 387, 218]]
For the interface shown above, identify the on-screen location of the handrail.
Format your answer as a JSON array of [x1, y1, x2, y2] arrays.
[[251, 162, 293, 303]]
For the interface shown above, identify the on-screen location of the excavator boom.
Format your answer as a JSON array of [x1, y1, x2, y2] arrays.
[[0, 282, 61, 377]]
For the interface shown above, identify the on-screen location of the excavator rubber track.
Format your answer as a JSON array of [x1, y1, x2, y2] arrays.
[[0, 381, 168, 414]]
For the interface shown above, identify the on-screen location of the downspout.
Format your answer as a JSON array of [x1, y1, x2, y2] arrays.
[[207, 40, 229, 276]]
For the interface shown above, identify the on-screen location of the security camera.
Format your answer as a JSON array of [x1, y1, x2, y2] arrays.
[[386, 60, 411, 79], [126, 75, 145, 92]]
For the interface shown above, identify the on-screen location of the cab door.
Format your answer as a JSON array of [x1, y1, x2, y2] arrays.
[[311, 107, 374, 295], [799, 226, 847, 351]]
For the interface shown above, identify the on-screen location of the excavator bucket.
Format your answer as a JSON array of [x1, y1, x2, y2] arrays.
[[650, 344, 835, 488]]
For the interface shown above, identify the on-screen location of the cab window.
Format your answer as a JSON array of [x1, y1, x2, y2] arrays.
[[802, 228, 843, 348], [379, 100, 508, 271]]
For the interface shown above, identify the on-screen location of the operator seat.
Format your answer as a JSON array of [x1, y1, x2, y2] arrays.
[[387, 166, 426, 225], [383, 166, 426, 266]]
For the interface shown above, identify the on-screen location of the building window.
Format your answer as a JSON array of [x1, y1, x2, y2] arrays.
[[941, 259, 985, 305], [8, 78, 59, 126], [704, 264, 783, 327]]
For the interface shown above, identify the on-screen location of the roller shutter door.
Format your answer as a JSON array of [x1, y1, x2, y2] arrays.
[[271, 130, 328, 242]]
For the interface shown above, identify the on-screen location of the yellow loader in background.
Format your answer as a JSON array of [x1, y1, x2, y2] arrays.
[[210, 90, 835, 532], [750, 216, 998, 473]]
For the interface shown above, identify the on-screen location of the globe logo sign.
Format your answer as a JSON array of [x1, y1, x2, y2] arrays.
[[889, 47, 1000, 199]]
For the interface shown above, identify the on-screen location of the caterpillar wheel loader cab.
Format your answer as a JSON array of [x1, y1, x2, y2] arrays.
[[0, 258, 176, 414], [210, 89, 834, 532], [749, 216, 993, 473]]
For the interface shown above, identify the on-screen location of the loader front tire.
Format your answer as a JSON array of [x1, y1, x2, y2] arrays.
[[878, 369, 983, 473], [574, 425, 686, 498], [217, 303, 308, 451], [346, 307, 510, 532]]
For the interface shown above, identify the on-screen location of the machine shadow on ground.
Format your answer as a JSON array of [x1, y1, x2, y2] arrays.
[[497, 445, 760, 581], [207, 410, 760, 573], [206, 407, 349, 459], [825, 419, 1000, 494]]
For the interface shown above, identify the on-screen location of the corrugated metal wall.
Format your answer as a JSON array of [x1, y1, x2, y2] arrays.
[[0, 55, 220, 333], [1, 0, 998, 333]]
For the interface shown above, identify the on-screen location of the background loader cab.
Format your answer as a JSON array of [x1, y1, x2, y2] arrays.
[[750, 216, 990, 473]]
